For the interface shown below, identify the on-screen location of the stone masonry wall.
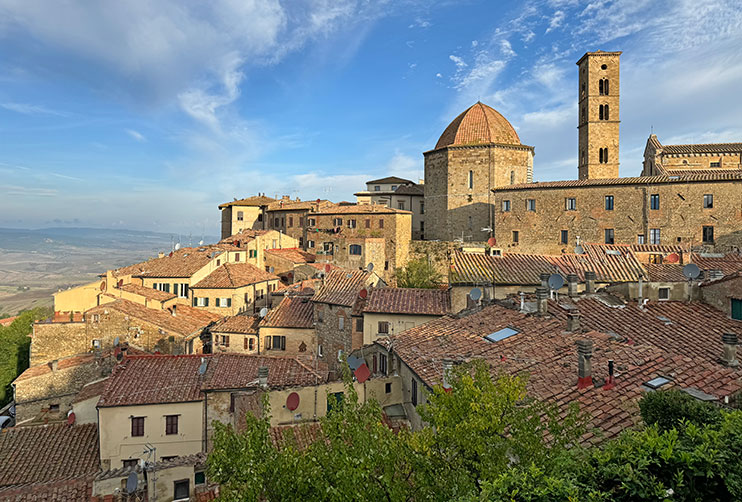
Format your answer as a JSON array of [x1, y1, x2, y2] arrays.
[[31, 322, 88, 366], [314, 303, 352, 375], [701, 276, 742, 316]]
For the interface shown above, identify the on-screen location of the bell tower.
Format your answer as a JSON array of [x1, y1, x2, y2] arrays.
[[577, 51, 621, 180]]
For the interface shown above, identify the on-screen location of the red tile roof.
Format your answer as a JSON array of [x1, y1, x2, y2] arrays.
[[261, 297, 314, 329], [269, 422, 322, 450], [219, 229, 271, 246], [267, 199, 331, 212], [87, 299, 220, 337], [366, 176, 413, 184], [451, 251, 561, 285], [494, 172, 742, 191], [218, 195, 276, 209], [72, 378, 109, 404], [434, 102, 523, 149], [692, 253, 742, 276], [0, 477, 93, 501], [313, 204, 411, 215], [312, 270, 373, 306], [265, 248, 316, 264], [98, 353, 326, 407], [130, 247, 218, 278], [363, 288, 451, 316], [0, 316, 18, 327], [645, 264, 686, 282], [211, 314, 260, 334], [118, 283, 176, 301], [274, 279, 321, 295], [0, 423, 99, 487], [192, 263, 279, 289], [661, 142, 742, 155]]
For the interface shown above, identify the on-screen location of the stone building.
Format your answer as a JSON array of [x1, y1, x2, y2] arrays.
[[219, 194, 274, 239], [642, 135, 742, 176], [423, 101, 534, 242], [264, 197, 333, 247], [355, 176, 425, 239]]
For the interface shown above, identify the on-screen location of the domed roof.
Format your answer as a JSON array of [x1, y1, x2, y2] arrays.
[[435, 102, 521, 149]]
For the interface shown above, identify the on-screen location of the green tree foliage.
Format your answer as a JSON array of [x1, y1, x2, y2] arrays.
[[394, 258, 443, 289], [0, 308, 51, 405], [639, 389, 722, 431]]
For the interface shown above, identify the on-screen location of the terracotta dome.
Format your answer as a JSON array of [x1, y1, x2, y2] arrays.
[[435, 102, 520, 149]]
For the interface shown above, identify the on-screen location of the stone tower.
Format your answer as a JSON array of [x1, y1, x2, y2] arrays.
[[577, 51, 621, 180], [424, 102, 534, 242]]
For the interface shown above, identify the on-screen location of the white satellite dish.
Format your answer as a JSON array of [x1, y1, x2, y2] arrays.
[[469, 287, 482, 301], [269, 266, 275, 273], [198, 240, 204, 246], [548, 274, 565, 290], [367, 262, 374, 273], [259, 307, 268, 318], [174, 243, 181, 250], [574, 244, 584, 255], [682, 263, 701, 280]]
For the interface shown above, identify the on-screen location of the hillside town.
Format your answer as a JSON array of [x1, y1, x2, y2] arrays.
[[1, 50, 742, 501]]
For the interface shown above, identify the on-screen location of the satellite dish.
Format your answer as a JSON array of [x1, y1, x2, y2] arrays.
[[574, 244, 584, 255], [548, 274, 565, 290], [269, 266, 275, 273], [325, 264, 331, 273], [487, 237, 497, 247], [359, 288, 368, 299], [259, 307, 268, 318], [682, 263, 701, 280], [67, 411, 76, 425], [174, 243, 181, 250], [198, 359, 208, 375], [469, 287, 482, 301], [198, 240, 204, 246], [367, 262, 374, 273], [99, 281, 106, 291], [666, 253, 680, 264], [286, 392, 300, 411], [126, 472, 138, 493]]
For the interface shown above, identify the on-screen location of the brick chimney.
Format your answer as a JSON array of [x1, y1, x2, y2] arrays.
[[584, 270, 596, 294], [567, 312, 581, 332], [577, 339, 593, 389], [540, 272, 550, 289], [567, 274, 579, 297], [536, 288, 548, 316], [721, 333, 739, 367], [258, 366, 269, 388]]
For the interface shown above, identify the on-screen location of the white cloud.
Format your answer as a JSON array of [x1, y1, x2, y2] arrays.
[[125, 129, 146, 142], [471, 40, 479, 47], [0, 102, 66, 116], [409, 18, 431, 29], [449, 55, 467, 70], [436, 73, 442, 78], [500, 39, 516, 58], [545, 10, 565, 33]]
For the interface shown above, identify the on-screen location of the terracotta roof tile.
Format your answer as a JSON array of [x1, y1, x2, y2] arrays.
[[129, 247, 218, 278], [0, 477, 93, 501], [363, 288, 451, 316], [313, 204, 411, 215], [266, 199, 331, 212], [211, 314, 260, 334], [71, 378, 109, 404], [645, 264, 686, 282], [87, 299, 220, 337], [312, 270, 373, 306], [192, 263, 279, 289], [661, 143, 742, 155], [201, 354, 324, 390], [265, 248, 316, 264], [435, 102, 522, 149], [269, 422, 322, 450], [274, 279, 321, 295], [260, 296, 314, 328], [219, 229, 271, 246], [0, 316, 18, 327], [118, 283, 176, 301], [366, 176, 413, 184], [218, 195, 276, 209], [0, 423, 99, 487]]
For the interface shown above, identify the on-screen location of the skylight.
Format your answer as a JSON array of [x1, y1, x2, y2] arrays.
[[485, 327, 520, 343], [645, 376, 671, 389]]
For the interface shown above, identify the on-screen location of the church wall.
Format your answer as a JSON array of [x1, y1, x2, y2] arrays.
[[423, 149, 449, 241]]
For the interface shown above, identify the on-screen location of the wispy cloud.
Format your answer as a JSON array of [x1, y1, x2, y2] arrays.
[[0, 102, 66, 116], [125, 129, 146, 142], [0, 184, 58, 197]]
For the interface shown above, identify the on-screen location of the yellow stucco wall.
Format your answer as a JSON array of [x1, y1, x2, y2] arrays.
[[53, 280, 102, 312], [362, 312, 440, 345]]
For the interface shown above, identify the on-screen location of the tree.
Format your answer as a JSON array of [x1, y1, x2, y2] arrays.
[[0, 308, 51, 405], [639, 389, 721, 431], [395, 258, 443, 289]]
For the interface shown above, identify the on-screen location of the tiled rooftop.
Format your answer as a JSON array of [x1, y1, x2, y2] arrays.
[[118, 282, 176, 301], [72, 377, 109, 404], [87, 299, 220, 336], [313, 204, 411, 215], [363, 288, 451, 316], [201, 354, 323, 391], [312, 270, 373, 307], [366, 176, 413, 185], [260, 296, 314, 329], [211, 314, 260, 334], [192, 263, 279, 289], [218, 195, 276, 209], [129, 247, 219, 278], [0, 423, 99, 487], [274, 278, 321, 295], [661, 142, 742, 155], [265, 248, 316, 264], [434, 102, 522, 150]]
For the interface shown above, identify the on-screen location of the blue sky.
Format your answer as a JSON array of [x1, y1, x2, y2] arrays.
[[1, 0, 741, 235]]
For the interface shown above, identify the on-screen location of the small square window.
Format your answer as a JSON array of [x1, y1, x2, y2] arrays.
[[385, 382, 392, 394], [704, 194, 714, 209], [560, 230, 568, 245], [526, 199, 536, 211], [378, 321, 389, 334], [195, 471, 206, 485], [174, 479, 190, 501], [658, 287, 670, 301], [502, 200, 511, 212], [131, 417, 145, 437], [512, 230, 519, 243], [565, 198, 576, 211]]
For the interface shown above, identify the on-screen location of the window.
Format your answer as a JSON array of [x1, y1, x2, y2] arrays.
[[650, 194, 660, 210], [374, 185, 380, 191], [299, 217, 304, 227], [165, 415, 179, 435], [269, 335, 286, 351], [526, 199, 536, 211], [649, 253, 663, 264], [177, 283, 189, 298], [710, 161, 721, 168], [391, 185, 397, 190], [195, 297, 208, 307], [468, 216, 473, 230], [703, 226, 714, 243], [307, 240, 315, 249], [378, 321, 389, 334], [218, 297, 231, 308], [379, 353, 388, 375], [244, 337, 255, 351], [307, 218, 316, 226], [323, 242, 334, 255], [732, 298, 742, 320], [49, 403, 60, 412], [512, 231, 519, 243], [174, 479, 190, 501], [502, 200, 511, 212], [605, 195, 614, 210], [131, 417, 145, 437], [565, 198, 576, 211], [338, 316, 344, 330], [411, 378, 418, 406], [599, 78, 609, 95], [385, 382, 392, 393], [704, 194, 713, 208], [248, 249, 255, 258], [650, 228, 661, 245], [420, 201, 424, 214], [637, 234, 646, 244], [397, 201, 405, 210], [195, 472, 206, 485], [599, 104, 609, 120], [601, 63, 608, 70], [510, 170, 515, 184], [236, 211, 244, 221], [355, 318, 363, 332], [281, 217, 285, 227], [420, 221, 424, 233], [274, 217, 280, 227], [468, 170, 473, 189], [92, 339, 101, 349], [604, 228, 615, 244], [93, 314, 100, 323], [154, 283, 171, 293], [123, 459, 139, 469], [333, 218, 343, 226], [349, 244, 362, 255], [599, 147, 608, 163], [220, 335, 230, 347], [348, 219, 357, 228], [288, 217, 293, 227], [378, 219, 384, 229], [272, 239, 277, 248], [658, 287, 670, 301], [384, 261, 389, 270], [327, 392, 344, 412], [561, 230, 569, 245]]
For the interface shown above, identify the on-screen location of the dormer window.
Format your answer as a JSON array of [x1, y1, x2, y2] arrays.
[[374, 185, 380, 191]]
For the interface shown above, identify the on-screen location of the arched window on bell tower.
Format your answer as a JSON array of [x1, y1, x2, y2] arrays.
[[599, 104, 610, 120], [599, 78, 609, 95], [468, 170, 473, 189]]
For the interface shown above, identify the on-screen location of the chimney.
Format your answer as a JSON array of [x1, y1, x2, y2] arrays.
[[721, 333, 739, 367], [584, 270, 596, 294], [171, 305, 177, 317], [567, 312, 581, 332], [604, 359, 615, 390], [158, 252, 165, 258], [536, 288, 548, 316], [567, 274, 579, 297], [576, 339, 593, 389], [258, 366, 269, 388], [540, 272, 550, 289], [442, 360, 453, 391]]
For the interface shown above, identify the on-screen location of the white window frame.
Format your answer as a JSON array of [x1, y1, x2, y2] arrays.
[[658, 287, 670, 301]]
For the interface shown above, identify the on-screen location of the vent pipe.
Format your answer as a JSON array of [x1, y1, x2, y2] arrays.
[[721, 333, 739, 367], [567, 274, 579, 297], [584, 270, 596, 294], [604, 359, 615, 390], [577, 339, 593, 389]]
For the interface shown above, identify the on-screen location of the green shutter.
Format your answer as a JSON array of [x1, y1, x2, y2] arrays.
[[227, 298, 232, 307], [204, 298, 209, 307], [732, 299, 742, 321]]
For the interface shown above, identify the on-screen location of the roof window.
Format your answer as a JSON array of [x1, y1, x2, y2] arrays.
[[485, 327, 520, 343], [645, 376, 671, 389]]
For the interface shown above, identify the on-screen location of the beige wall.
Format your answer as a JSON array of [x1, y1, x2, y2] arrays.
[[222, 205, 265, 240], [72, 395, 100, 425], [211, 330, 259, 354], [362, 312, 440, 345], [259, 326, 316, 358], [98, 401, 204, 469], [54, 281, 102, 313], [31, 321, 87, 366], [191, 279, 278, 315]]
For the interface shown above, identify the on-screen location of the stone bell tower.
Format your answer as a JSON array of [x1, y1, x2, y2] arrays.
[[577, 51, 621, 180]]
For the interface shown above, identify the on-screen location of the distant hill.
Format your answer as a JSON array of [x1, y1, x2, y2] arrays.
[[0, 227, 219, 316]]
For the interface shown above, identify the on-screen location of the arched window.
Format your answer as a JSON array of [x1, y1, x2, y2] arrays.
[[599, 104, 609, 120], [604, 79, 609, 95], [604, 104, 609, 120], [468, 170, 473, 189], [599, 148, 609, 164], [599, 79, 604, 95], [349, 244, 362, 255], [510, 170, 515, 184]]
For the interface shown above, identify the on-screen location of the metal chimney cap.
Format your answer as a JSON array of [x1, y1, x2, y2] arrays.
[[722, 333, 739, 345], [576, 339, 593, 353]]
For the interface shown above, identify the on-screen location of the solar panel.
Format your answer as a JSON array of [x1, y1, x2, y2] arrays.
[[645, 376, 671, 389], [485, 327, 520, 343]]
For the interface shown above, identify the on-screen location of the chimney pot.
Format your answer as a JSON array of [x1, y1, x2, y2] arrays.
[[442, 360, 453, 390], [535, 288, 548, 316], [539, 272, 550, 289], [567, 274, 579, 297], [258, 366, 269, 387], [567, 312, 581, 332], [576, 339, 593, 389], [171, 305, 177, 317], [584, 270, 596, 294], [721, 333, 739, 367]]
